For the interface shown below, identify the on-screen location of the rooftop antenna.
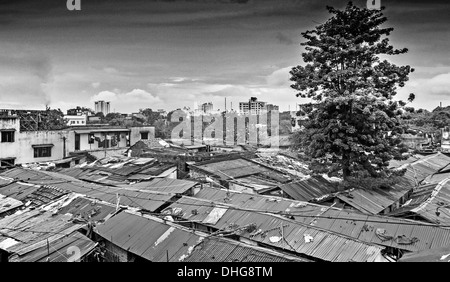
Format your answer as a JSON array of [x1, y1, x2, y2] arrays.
[[225, 97, 227, 112]]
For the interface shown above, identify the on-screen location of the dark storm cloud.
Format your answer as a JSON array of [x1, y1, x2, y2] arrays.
[[0, 0, 449, 112], [0, 0, 318, 29]]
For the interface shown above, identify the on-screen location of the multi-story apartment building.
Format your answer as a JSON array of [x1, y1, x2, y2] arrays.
[[94, 101, 111, 115], [200, 102, 213, 114], [239, 97, 278, 115]]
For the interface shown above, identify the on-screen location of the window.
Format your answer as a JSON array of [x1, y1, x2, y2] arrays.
[[0, 158, 15, 167], [33, 146, 52, 158], [141, 132, 149, 140], [1, 131, 14, 142]]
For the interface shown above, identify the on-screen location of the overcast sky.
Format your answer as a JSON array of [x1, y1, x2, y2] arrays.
[[0, 0, 449, 113]]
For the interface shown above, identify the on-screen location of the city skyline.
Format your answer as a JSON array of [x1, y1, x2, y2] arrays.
[[0, 0, 449, 113]]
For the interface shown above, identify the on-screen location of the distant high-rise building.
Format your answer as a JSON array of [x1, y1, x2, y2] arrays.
[[200, 102, 213, 114], [94, 101, 110, 115], [239, 97, 277, 114]]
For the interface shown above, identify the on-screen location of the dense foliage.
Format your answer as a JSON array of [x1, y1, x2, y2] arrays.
[[290, 2, 414, 186]]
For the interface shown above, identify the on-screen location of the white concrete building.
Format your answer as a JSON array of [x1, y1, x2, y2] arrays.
[[239, 97, 278, 115], [0, 116, 70, 167], [65, 115, 87, 126], [0, 116, 155, 168]]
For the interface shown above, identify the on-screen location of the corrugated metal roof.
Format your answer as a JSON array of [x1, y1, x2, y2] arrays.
[[119, 178, 197, 194], [398, 246, 450, 262], [404, 153, 450, 184], [423, 172, 450, 184], [139, 138, 167, 148], [296, 209, 450, 253], [191, 158, 290, 183], [389, 178, 450, 225], [279, 175, 339, 202], [0, 195, 23, 215], [22, 186, 68, 207], [0, 208, 84, 256], [63, 185, 178, 212], [9, 231, 97, 262], [252, 154, 310, 178], [0, 182, 38, 202], [95, 211, 204, 262], [193, 187, 340, 215], [185, 237, 309, 262], [0, 193, 117, 258], [336, 177, 413, 214], [57, 196, 117, 223], [131, 163, 176, 177], [163, 196, 387, 262], [0, 181, 68, 207], [389, 155, 422, 169], [0, 168, 193, 212], [57, 158, 176, 184], [0, 177, 13, 187], [167, 189, 450, 254], [230, 175, 280, 192], [0, 167, 55, 182]]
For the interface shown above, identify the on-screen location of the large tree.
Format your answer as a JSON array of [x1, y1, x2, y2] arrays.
[[290, 2, 414, 185], [140, 108, 162, 125]]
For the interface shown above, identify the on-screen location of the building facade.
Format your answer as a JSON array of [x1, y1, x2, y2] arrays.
[[0, 116, 154, 167], [69, 126, 154, 152], [0, 116, 70, 167], [239, 97, 277, 115], [65, 115, 87, 126], [442, 126, 450, 153], [200, 102, 213, 114]]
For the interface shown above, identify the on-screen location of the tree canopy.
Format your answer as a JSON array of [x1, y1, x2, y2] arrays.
[[290, 2, 414, 186], [139, 108, 163, 125]]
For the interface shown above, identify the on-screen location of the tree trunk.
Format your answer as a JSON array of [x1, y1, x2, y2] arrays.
[[342, 153, 351, 182]]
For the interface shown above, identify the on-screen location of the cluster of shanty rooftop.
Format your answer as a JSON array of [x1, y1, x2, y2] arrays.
[[2, 146, 450, 262]]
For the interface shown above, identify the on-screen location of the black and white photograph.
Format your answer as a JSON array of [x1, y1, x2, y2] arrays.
[[0, 0, 450, 268]]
